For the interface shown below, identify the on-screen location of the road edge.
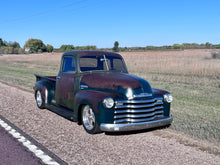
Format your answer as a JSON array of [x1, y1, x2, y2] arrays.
[[0, 114, 68, 165]]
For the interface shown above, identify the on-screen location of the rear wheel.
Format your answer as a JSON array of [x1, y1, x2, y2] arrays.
[[81, 105, 101, 134], [35, 90, 45, 109]]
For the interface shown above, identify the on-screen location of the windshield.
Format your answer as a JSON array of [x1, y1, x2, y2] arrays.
[[79, 55, 127, 73]]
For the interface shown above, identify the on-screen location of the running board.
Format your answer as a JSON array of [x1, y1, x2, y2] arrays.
[[45, 104, 75, 121]]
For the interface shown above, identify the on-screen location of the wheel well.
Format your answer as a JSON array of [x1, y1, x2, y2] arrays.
[[34, 86, 41, 96], [34, 87, 40, 99], [77, 104, 85, 125]]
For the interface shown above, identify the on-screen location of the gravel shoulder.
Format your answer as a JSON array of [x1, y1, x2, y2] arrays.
[[0, 82, 219, 165]]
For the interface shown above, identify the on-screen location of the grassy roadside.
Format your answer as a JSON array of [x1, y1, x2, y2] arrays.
[[0, 51, 220, 144], [151, 81, 220, 142], [0, 54, 60, 89]]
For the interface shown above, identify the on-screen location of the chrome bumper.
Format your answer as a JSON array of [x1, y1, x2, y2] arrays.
[[100, 116, 173, 132]]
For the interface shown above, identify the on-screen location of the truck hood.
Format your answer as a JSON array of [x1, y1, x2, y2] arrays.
[[80, 72, 152, 98]]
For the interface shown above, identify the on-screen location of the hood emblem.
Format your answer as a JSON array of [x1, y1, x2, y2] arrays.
[[133, 93, 152, 98]]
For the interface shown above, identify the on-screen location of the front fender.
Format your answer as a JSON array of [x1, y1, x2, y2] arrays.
[[152, 88, 172, 117], [152, 88, 169, 97], [74, 90, 116, 125]]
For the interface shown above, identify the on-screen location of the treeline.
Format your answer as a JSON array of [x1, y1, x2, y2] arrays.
[[109, 42, 220, 52], [58, 45, 97, 52], [0, 38, 24, 54], [1, 37, 220, 54], [0, 38, 97, 54], [146, 42, 220, 50]]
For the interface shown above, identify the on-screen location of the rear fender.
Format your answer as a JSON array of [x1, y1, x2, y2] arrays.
[[34, 81, 54, 105]]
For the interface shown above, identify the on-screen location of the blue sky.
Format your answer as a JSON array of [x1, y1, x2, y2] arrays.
[[0, 0, 220, 48]]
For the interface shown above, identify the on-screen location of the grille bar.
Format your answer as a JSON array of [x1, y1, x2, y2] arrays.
[[115, 98, 157, 104], [114, 115, 164, 124], [115, 103, 154, 109], [114, 106, 163, 114], [114, 97, 164, 124], [114, 110, 164, 119], [115, 101, 163, 109]]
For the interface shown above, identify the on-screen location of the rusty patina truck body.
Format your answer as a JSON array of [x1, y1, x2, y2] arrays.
[[34, 51, 173, 134]]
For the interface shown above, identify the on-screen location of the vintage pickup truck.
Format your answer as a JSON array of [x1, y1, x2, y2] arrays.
[[34, 50, 173, 134]]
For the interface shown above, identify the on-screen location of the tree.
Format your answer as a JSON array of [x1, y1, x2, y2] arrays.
[[46, 44, 54, 52], [173, 43, 184, 50], [59, 45, 74, 52], [12, 41, 20, 48], [8, 41, 20, 48], [113, 41, 119, 52], [24, 39, 46, 53], [205, 42, 212, 49], [0, 38, 4, 47]]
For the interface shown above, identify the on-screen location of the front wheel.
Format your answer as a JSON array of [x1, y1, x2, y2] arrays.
[[81, 105, 101, 134]]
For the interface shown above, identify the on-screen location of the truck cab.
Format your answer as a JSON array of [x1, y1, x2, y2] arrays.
[[34, 50, 173, 134]]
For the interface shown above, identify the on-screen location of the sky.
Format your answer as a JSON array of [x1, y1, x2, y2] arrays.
[[0, 0, 220, 48]]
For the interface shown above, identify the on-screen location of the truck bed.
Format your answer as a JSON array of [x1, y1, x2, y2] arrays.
[[35, 74, 56, 82]]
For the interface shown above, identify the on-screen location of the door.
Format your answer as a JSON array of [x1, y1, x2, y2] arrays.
[[55, 55, 76, 110]]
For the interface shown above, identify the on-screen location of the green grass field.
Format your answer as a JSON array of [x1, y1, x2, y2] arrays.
[[0, 50, 219, 143]]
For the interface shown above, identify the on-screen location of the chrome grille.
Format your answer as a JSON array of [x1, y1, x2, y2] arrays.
[[114, 98, 164, 124]]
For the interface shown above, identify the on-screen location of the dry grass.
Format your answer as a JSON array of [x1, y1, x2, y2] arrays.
[[120, 49, 220, 143], [0, 53, 61, 88], [0, 50, 220, 143], [121, 49, 220, 87]]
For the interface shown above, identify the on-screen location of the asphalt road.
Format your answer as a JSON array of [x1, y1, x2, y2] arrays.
[[0, 82, 219, 165], [0, 125, 43, 165], [0, 113, 67, 165]]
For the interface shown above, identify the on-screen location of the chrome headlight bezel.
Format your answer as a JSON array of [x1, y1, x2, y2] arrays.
[[103, 97, 114, 109], [164, 93, 173, 103]]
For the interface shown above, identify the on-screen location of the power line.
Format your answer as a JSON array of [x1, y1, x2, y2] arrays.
[[1, 0, 88, 24]]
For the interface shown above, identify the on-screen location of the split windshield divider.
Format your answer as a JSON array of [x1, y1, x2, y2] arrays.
[[100, 55, 109, 71]]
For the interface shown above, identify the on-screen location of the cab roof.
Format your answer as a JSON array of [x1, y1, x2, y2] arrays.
[[62, 50, 123, 58]]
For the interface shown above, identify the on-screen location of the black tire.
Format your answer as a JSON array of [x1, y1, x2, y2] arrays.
[[35, 89, 45, 109], [81, 105, 101, 134]]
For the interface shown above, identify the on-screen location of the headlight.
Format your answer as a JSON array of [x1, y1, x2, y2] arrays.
[[164, 93, 173, 103], [103, 97, 114, 108]]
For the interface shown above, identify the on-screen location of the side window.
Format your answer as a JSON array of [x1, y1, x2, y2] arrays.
[[62, 56, 76, 73]]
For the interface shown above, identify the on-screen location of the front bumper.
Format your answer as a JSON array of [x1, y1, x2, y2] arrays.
[[100, 116, 173, 132]]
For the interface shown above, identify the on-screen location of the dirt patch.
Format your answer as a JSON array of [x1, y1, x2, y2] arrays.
[[153, 129, 220, 156]]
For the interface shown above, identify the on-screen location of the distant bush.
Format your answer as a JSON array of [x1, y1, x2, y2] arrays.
[[58, 45, 97, 52], [59, 45, 75, 52], [46, 44, 54, 52], [7, 41, 20, 48], [18, 48, 25, 54], [216, 44, 220, 49], [0, 47, 24, 54], [211, 52, 220, 59], [75, 45, 97, 50]]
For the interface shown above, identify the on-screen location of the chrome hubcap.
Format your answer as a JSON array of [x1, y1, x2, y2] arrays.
[[82, 105, 95, 130], [36, 91, 42, 107]]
